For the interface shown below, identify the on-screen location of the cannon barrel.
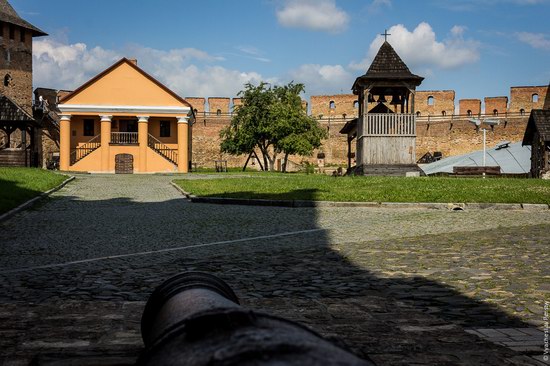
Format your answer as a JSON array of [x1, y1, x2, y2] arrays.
[[139, 271, 373, 365]]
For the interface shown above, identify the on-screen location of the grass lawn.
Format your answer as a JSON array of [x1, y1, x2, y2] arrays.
[[174, 173, 550, 204], [0, 168, 67, 214]]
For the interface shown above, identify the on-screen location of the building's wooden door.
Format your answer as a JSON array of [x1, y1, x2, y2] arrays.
[[115, 153, 133, 174]]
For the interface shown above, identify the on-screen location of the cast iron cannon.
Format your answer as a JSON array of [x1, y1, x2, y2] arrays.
[[138, 271, 373, 365]]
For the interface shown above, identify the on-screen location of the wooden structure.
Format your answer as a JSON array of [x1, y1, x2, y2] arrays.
[[341, 40, 424, 175], [453, 166, 501, 176], [522, 109, 550, 178], [0, 95, 40, 166]]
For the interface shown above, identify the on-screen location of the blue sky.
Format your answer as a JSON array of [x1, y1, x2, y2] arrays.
[[11, 0, 550, 108]]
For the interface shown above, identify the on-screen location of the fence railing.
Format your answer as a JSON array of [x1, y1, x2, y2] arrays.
[[70, 134, 101, 165], [111, 132, 138, 144], [365, 113, 416, 136], [148, 134, 178, 165]]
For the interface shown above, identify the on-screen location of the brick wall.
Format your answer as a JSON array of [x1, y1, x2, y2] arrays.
[[311, 94, 359, 119], [484, 97, 508, 116], [509, 86, 548, 113], [416, 90, 455, 116], [0, 23, 33, 114], [459, 99, 481, 116], [185, 97, 206, 114], [208, 97, 230, 115]]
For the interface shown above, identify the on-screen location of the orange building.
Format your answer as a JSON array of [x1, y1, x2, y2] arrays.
[[57, 58, 194, 173]]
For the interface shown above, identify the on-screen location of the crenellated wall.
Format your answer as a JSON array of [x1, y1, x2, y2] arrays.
[[416, 90, 455, 117], [188, 84, 548, 169], [509, 86, 548, 113], [459, 99, 482, 116]]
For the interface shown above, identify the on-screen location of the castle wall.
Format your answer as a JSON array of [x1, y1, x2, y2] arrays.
[[185, 97, 206, 114], [311, 94, 358, 119], [484, 96, 508, 116], [415, 90, 455, 116], [208, 97, 230, 115], [509, 86, 548, 113], [459, 99, 481, 116]]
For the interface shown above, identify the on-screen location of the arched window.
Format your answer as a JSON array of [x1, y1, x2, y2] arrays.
[[441, 111, 446, 116], [329, 101, 335, 109], [416, 111, 421, 117], [493, 109, 498, 116], [427, 96, 434, 106], [467, 110, 472, 116], [216, 109, 221, 116], [532, 94, 539, 103], [193, 108, 198, 115], [353, 100, 359, 109], [520, 108, 525, 116], [3, 74, 11, 87], [342, 113, 347, 119]]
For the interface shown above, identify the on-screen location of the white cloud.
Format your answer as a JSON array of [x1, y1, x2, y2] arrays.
[[32, 39, 275, 98], [450, 25, 467, 37], [369, 0, 392, 12], [234, 45, 271, 63], [350, 22, 480, 72], [33, 39, 121, 89], [276, 0, 349, 33], [287, 64, 353, 95], [515, 32, 550, 50]]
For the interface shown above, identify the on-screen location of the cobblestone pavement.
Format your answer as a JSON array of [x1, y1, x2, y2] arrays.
[[0, 174, 549, 365]]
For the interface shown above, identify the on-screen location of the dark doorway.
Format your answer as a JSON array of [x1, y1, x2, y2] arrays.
[[119, 119, 138, 133]]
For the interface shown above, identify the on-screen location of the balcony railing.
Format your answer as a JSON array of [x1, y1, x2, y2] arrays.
[[111, 132, 138, 144]]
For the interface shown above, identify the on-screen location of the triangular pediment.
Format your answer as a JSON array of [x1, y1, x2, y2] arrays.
[[60, 59, 190, 108]]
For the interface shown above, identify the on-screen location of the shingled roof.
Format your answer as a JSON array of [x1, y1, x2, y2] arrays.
[[0, 94, 37, 124], [353, 41, 423, 91], [522, 109, 550, 145], [0, 0, 47, 36]]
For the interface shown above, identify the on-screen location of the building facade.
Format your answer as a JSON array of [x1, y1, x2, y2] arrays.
[[57, 58, 194, 173]]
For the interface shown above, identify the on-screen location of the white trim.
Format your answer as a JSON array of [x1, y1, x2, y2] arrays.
[[59, 115, 71, 122], [58, 104, 191, 115], [100, 115, 112, 122], [137, 116, 150, 123], [177, 116, 189, 124]]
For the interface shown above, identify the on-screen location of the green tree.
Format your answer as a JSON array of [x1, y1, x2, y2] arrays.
[[220, 82, 326, 172]]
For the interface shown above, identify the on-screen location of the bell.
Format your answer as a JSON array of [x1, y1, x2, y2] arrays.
[[367, 94, 375, 103], [377, 95, 387, 103], [390, 94, 402, 105]]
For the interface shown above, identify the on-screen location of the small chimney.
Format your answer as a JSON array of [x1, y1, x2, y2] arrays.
[[128, 58, 138, 65]]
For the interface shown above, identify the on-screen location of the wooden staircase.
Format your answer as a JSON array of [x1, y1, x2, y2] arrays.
[[70, 135, 101, 165], [148, 134, 178, 165]]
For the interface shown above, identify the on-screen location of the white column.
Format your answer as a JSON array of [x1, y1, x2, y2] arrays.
[[100, 115, 112, 172], [137, 116, 149, 173]]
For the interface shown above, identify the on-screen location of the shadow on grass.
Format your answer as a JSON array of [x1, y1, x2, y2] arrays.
[[0, 182, 541, 364], [0, 178, 44, 215]]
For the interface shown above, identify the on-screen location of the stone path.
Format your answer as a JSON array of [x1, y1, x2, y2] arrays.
[[0, 174, 549, 365]]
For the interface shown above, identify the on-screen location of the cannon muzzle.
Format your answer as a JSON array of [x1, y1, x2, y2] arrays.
[[139, 271, 373, 365]]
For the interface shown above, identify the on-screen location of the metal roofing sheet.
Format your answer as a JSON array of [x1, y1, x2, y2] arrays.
[[420, 142, 531, 175]]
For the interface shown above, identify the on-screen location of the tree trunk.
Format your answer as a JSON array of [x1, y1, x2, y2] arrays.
[[242, 151, 253, 172], [259, 144, 269, 171], [282, 152, 289, 173]]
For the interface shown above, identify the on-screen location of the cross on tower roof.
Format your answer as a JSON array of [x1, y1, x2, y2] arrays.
[[381, 29, 391, 41]]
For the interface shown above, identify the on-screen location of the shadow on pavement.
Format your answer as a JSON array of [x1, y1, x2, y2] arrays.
[[0, 185, 544, 365]]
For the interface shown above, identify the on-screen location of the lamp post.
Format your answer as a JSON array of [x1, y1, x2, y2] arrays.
[[468, 118, 500, 178]]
